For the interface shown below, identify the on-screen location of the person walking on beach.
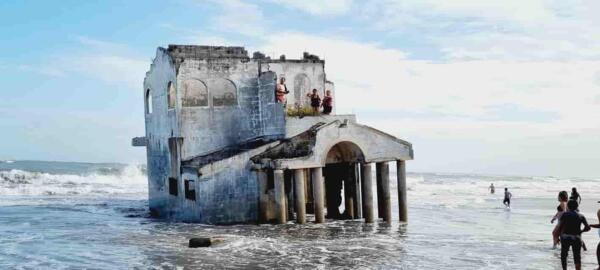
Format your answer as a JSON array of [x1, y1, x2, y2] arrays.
[[552, 191, 570, 248], [558, 199, 590, 270], [489, 183, 495, 194], [503, 188, 512, 208], [570, 187, 582, 204]]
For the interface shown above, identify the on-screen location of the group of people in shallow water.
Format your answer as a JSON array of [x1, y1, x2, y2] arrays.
[[550, 187, 600, 270], [489, 184, 600, 270], [275, 77, 333, 115]]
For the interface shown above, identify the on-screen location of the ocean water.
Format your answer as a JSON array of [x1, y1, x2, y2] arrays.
[[1, 160, 600, 269]]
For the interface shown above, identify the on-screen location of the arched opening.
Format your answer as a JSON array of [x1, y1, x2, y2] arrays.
[[167, 81, 176, 109], [323, 142, 364, 220], [210, 78, 237, 107], [325, 142, 365, 164], [181, 79, 208, 107], [145, 88, 153, 114]]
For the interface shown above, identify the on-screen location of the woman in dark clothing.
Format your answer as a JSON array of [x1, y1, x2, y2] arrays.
[[307, 89, 321, 116], [322, 90, 333, 115]]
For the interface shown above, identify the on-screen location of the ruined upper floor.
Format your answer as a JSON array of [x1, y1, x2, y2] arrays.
[[141, 44, 337, 161]]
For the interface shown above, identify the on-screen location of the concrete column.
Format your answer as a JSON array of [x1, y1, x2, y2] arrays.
[[353, 163, 362, 219], [294, 169, 307, 224], [376, 162, 392, 224], [274, 169, 287, 224], [376, 163, 384, 218], [397, 160, 408, 222], [361, 163, 374, 223], [286, 173, 294, 221], [257, 170, 269, 223], [311, 167, 325, 223]]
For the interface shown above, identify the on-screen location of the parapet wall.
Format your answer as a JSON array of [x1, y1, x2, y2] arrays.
[[286, 114, 356, 138], [167, 45, 249, 60]]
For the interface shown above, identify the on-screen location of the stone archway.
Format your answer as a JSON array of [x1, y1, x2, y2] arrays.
[[323, 141, 364, 219]]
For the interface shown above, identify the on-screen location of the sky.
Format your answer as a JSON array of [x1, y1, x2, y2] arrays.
[[1, 0, 600, 178]]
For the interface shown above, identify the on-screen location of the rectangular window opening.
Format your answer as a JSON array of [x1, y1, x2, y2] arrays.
[[169, 177, 178, 196], [267, 169, 274, 190], [184, 179, 196, 201]]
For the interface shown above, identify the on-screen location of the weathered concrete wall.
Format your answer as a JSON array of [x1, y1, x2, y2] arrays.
[[177, 58, 260, 160], [177, 59, 285, 160], [260, 60, 329, 108], [165, 143, 278, 223], [258, 71, 285, 137], [143, 48, 179, 217]]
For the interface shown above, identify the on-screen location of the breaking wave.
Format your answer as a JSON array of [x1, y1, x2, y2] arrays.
[[0, 164, 147, 196]]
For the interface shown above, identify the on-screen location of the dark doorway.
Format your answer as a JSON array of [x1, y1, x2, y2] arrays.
[[323, 163, 347, 219], [323, 141, 365, 220]]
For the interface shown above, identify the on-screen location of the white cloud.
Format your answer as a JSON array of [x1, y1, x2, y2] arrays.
[[69, 38, 149, 89], [257, 32, 600, 176], [266, 0, 353, 16], [29, 37, 149, 89], [260, 32, 600, 124], [361, 0, 600, 61], [209, 0, 267, 37], [167, 0, 600, 176]]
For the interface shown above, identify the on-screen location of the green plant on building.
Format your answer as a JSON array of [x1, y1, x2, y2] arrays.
[[286, 105, 317, 117]]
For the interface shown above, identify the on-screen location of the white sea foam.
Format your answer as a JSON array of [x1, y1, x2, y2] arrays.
[[0, 164, 147, 197], [397, 173, 600, 209]]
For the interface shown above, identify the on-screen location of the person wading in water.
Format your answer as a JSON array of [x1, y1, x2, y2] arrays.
[[503, 188, 512, 208], [558, 199, 590, 270], [552, 191, 569, 248], [571, 187, 582, 204]]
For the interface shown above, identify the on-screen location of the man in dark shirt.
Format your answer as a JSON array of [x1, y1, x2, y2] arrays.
[[570, 187, 582, 204], [503, 188, 512, 208], [558, 199, 590, 270]]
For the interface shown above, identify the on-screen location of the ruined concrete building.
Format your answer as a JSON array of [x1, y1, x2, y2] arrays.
[[132, 45, 413, 225]]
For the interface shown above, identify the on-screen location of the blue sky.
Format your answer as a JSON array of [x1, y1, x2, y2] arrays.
[[1, 0, 600, 177]]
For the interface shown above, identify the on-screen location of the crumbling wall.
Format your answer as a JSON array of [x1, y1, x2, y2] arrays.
[[258, 71, 285, 137], [168, 143, 277, 223], [259, 60, 328, 108], [177, 58, 261, 160], [143, 47, 179, 217]]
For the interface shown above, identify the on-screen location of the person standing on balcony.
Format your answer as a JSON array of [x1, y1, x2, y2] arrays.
[[307, 88, 321, 116], [276, 77, 290, 106], [322, 90, 333, 115]]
